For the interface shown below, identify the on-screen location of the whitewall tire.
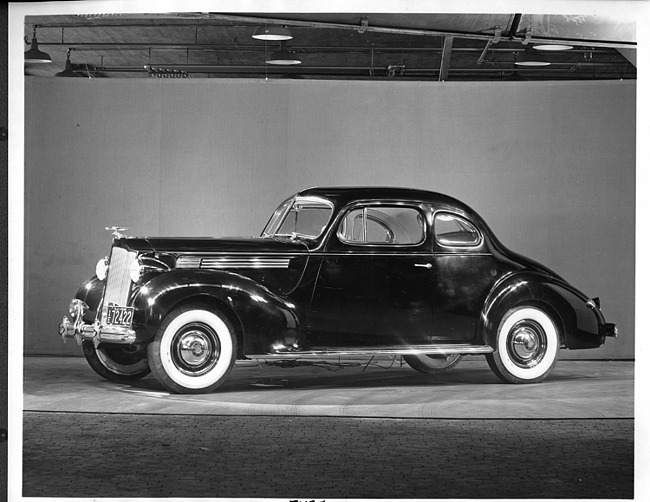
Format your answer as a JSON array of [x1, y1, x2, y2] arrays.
[[148, 305, 237, 393], [486, 306, 560, 384]]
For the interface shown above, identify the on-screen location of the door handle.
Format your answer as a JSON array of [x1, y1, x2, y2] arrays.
[[414, 263, 433, 269]]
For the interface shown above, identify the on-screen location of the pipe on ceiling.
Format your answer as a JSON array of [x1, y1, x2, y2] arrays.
[[30, 12, 637, 50]]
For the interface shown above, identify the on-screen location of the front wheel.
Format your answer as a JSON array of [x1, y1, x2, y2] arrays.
[[147, 305, 237, 393], [403, 353, 463, 374], [486, 306, 560, 384], [82, 341, 150, 381]]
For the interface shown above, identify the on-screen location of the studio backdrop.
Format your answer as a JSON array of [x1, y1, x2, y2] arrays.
[[23, 77, 635, 358]]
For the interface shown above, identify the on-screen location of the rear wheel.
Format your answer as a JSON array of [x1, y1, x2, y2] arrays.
[[486, 306, 560, 384], [403, 353, 463, 374], [147, 304, 237, 393], [82, 341, 150, 381]]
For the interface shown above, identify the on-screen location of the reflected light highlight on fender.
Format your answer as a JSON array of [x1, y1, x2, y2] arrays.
[[482, 280, 528, 325]]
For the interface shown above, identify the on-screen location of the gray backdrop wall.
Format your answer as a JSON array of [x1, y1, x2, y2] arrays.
[[23, 77, 635, 358]]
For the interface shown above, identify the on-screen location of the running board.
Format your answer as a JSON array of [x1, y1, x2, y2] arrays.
[[247, 344, 494, 359]]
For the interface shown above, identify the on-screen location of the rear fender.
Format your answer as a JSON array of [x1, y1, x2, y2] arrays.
[[480, 272, 604, 350], [132, 269, 304, 355], [545, 283, 606, 349]]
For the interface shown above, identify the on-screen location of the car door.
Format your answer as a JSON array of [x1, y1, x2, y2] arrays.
[[430, 210, 501, 342], [308, 203, 435, 348]]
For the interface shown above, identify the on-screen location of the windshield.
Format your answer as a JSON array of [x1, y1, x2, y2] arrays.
[[262, 196, 334, 240]]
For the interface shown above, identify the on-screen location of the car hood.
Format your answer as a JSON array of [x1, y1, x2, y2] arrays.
[[119, 236, 310, 255], [117, 236, 311, 295]]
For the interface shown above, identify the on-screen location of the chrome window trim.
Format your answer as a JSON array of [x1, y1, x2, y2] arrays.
[[336, 203, 427, 248], [433, 210, 484, 250], [263, 195, 334, 240]]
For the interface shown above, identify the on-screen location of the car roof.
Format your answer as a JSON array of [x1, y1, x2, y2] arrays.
[[296, 186, 478, 216]]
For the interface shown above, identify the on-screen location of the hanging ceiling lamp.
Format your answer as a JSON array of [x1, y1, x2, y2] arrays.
[[533, 44, 574, 51], [514, 48, 551, 67], [252, 25, 293, 41], [55, 50, 84, 77], [24, 26, 52, 63], [266, 41, 301, 65]]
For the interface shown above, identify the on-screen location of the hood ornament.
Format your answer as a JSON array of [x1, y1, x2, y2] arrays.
[[105, 226, 129, 239]]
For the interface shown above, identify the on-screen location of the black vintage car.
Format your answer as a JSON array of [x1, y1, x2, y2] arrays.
[[59, 187, 617, 393]]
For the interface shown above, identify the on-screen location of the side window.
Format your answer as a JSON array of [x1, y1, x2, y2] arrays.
[[434, 212, 481, 247], [338, 206, 425, 245]]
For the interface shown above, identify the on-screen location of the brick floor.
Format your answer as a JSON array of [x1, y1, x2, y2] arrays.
[[22, 412, 633, 499]]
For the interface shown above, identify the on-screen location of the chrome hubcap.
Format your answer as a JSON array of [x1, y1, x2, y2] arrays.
[[508, 320, 547, 368], [172, 323, 220, 376], [180, 333, 211, 366]]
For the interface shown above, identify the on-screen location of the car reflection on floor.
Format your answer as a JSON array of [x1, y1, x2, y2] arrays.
[[23, 356, 633, 419]]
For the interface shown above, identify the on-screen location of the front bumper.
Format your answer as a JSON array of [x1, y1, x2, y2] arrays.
[[59, 317, 136, 345], [58, 299, 135, 346]]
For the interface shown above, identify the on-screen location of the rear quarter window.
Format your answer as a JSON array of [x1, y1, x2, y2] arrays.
[[434, 212, 481, 247]]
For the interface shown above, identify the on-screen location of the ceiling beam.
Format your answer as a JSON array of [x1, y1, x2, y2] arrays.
[[439, 37, 453, 81], [507, 14, 523, 39], [617, 48, 636, 67], [204, 14, 638, 50], [115, 63, 629, 73], [30, 13, 637, 50]]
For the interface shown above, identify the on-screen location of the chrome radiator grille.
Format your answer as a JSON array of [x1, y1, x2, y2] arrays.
[[103, 246, 137, 308]]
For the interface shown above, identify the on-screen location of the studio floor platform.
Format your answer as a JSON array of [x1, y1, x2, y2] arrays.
[[24, 355, 634, 418], [20, 356, 636, 499]]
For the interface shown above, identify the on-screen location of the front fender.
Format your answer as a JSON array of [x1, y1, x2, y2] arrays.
[[132, 269, 304, 355], [74, 276, 104, 323], [480, 272, 604, 350]]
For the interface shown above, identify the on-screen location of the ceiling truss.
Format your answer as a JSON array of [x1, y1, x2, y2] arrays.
[[24, 12, 637, 81]]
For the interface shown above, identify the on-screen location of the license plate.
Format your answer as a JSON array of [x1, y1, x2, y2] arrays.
[[105, 306, 134, 327]]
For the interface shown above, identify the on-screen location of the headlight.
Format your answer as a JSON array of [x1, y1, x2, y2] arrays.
[[128, 255, 171, 284], [129, 258, 144, 283], [95, 257, 109, 281]]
